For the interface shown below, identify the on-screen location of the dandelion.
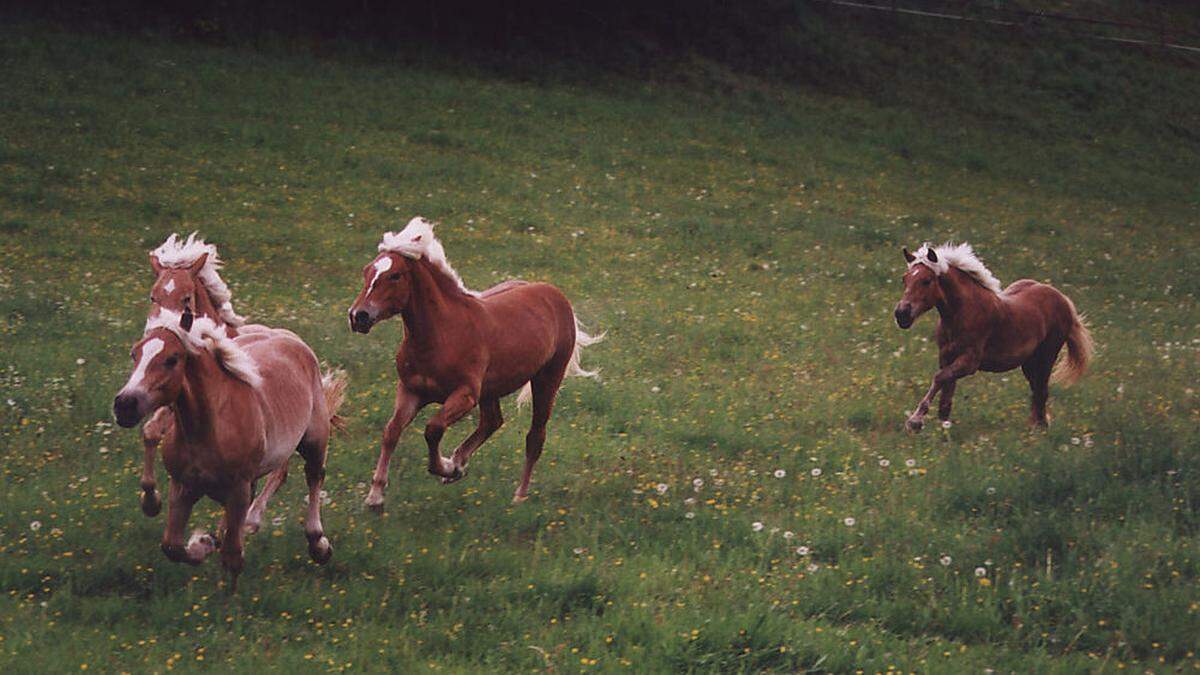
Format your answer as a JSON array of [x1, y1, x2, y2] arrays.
[[796, 546, 810, 556], [986, 486, 997, 495], [271, 515, 286, 527], [573, 547, 585, 555], [684, 512, 695, 520], [783, 531, 795, 540], [1084, 436, 1095, 448], [974, 567, 987, 577], [939, 555, 952, 566], [684, 497, 696, 505], [75, 358, 86, 365], [941, 420, 952, 429], [650, 385, 661, 393], [878, 458, 890, 468], [806, 563, 819, 573], [773, 469, 786, 479], [709, 469, 718, 477], [30, 520, 42, 531], [1071, 437, 1081, 446], [655, 483, 669, 495], [752, 522, 764, 532], [810, 468, 822, 478], [843, 517, 856, 527], [905, 458, 916, 468], [692, 478, 704, 489]]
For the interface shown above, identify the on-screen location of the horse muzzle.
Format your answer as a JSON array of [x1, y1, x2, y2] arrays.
[[113, 392, 147, 428], [894, 306, 914, 329], [349, 308, 374, 334]]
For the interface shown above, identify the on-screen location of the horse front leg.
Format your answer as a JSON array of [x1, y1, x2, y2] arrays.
[[244, 462, 288, 535], [219, 481, 252, 593], [908, 354, 978, 432], [425, 387, 478, 480], [443, 397, 503, 485], [937, 379, 957, 422], [160, 480, 214, 565], [139, 408, 171, 517], [365, 387, 422, 511]]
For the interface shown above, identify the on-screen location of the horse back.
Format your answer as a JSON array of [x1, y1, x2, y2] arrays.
[[239, 331, 323, 473]]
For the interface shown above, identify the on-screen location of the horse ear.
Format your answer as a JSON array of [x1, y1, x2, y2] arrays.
[[926, 248, 939, 263], [903, 247, 915, 263], [188, 252, 209, 275], [150, 254, 164, 275], [180, 308, 194, 331]]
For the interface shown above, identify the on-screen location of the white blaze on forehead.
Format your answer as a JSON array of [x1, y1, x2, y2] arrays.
[[123, 338, 164, 392], [164, 278, 176, 294], [368, 255, 393, 294]]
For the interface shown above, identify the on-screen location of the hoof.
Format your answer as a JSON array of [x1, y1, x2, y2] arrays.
[[309, 536, 333, 565], [906, 417, 924, 433], [186, 531, 217, 561], [512, 493, 529, 504], [141, 490, 162, 517], [441, 466, 467, 485], [243, 521, 261, 536], [364, 492, 385, 514]]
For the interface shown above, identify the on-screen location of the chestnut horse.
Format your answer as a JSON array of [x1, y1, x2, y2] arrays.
[[113, 309, 346, 591], [894, 242, 1092, 430], [139, 234, 286, 534], [347, 218, 602, 507]]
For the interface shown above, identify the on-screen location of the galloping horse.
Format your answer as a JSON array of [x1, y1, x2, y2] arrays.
[[347, 217, 602, 506], [113, 309, 346, 591], [894, 242, 1092, 430], [139, 234, 286, 535]]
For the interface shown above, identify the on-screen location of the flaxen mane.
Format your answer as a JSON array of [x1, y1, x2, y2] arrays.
[[144, 310, 262, 387], [378, 218, 479, 297], [910, 242, 1003, 295], [151, 233, 247, 325]]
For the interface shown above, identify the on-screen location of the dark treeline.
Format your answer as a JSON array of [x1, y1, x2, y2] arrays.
[[5, 0, 815, 68]]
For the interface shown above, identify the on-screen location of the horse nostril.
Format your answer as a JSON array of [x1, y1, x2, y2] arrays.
[[354, 310, 370, 325]]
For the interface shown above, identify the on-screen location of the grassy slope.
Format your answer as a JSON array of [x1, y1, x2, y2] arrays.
[[1, 11, 1199, 673]]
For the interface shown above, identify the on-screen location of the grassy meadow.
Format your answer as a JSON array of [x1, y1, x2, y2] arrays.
[[2, 12, 1199, 673]]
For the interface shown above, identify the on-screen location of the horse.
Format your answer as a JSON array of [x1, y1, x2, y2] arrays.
[[112, 308, 346, 591], [893, 242, 1092, 430], [346, 217, 602, 507]]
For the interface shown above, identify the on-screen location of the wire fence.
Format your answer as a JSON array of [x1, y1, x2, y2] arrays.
[[808, 0, 1200, 54]]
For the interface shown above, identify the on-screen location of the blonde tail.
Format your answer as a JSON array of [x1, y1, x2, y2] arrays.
[[1051, 309, 1093, 386], [321, 367, 349, 432], [517, 314, 604, 407]]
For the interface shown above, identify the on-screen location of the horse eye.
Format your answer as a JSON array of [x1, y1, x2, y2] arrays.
[[164, 356, 178, 368], [389, 273, 402, 281]]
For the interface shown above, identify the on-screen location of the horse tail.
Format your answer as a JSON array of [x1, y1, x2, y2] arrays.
[[517, 312, 604, 407], [1051, 300, 1093, 386], [321, 366, 349, 432]]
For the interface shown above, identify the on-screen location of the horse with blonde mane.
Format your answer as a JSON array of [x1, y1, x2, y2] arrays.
[[139, 234, 287, 535], [894, 242, 1092, 430], [113, 308, 346, 591], [347, 217, 602, 507]]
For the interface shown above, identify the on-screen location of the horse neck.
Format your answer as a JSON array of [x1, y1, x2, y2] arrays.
[[936, 267, 998, 328], [399, 259, 472, 347], [171, 350, 234, 444]]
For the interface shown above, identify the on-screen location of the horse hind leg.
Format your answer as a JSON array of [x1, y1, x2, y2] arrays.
[[513, 365, 566, 504], [1022, 345, 1058, 427], [297, 433, 333, 565]]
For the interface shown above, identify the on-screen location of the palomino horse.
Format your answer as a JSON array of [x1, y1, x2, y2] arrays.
[[347, 217, 602, 507], [113, 309, 346, 591], [140, 234, 287, 536], [894, 242, 1092, 430]]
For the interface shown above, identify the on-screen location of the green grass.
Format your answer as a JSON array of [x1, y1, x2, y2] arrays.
[[2, 14, 1199, 673]]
